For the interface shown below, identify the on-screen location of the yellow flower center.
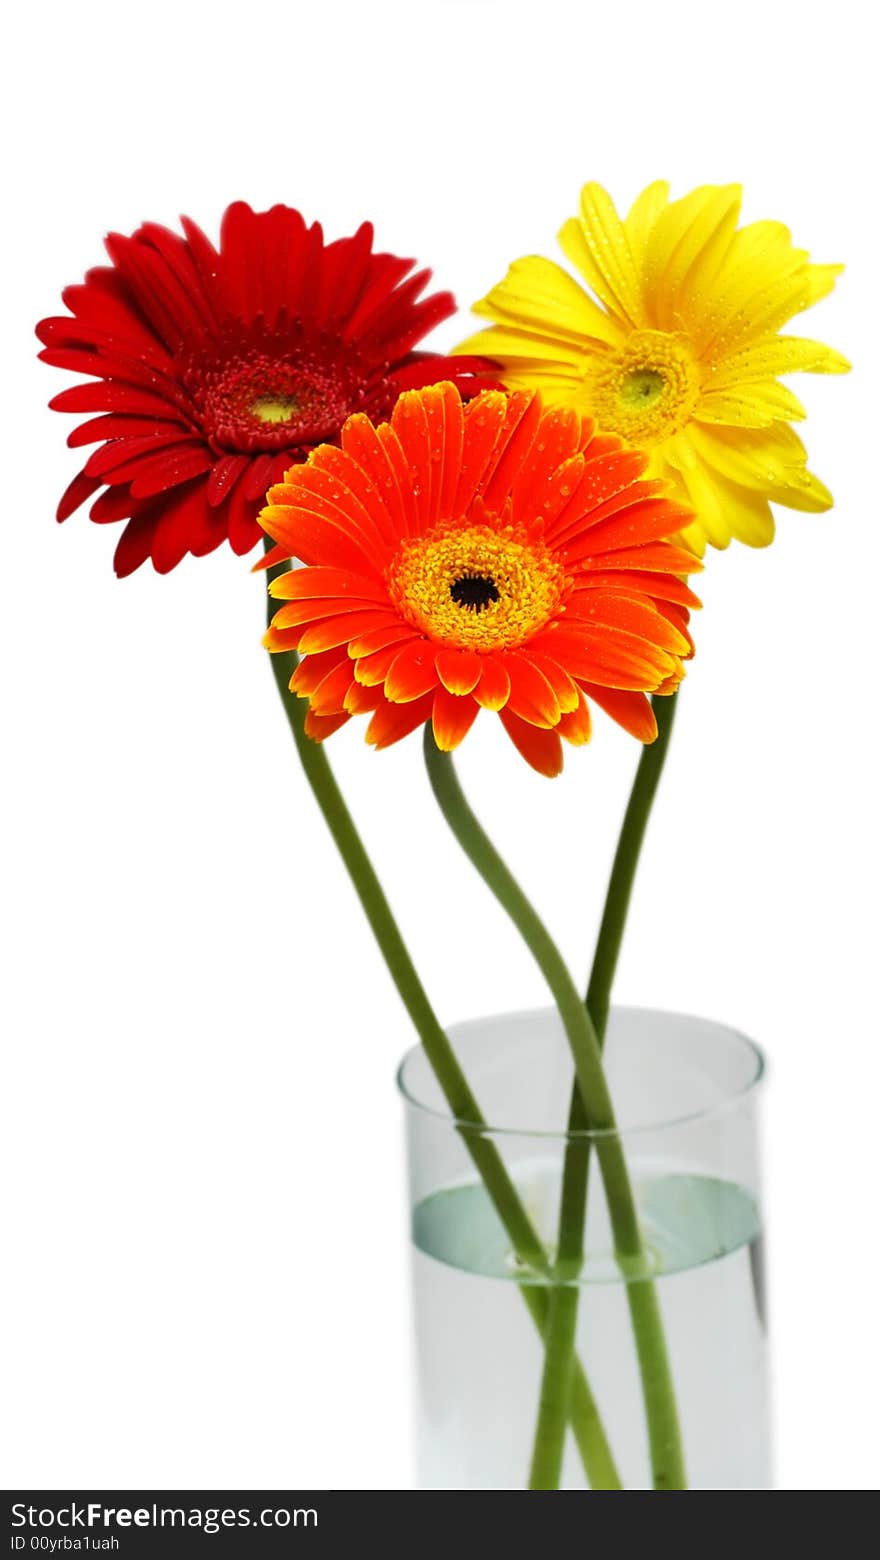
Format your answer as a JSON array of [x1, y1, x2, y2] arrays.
[[250, 394, 299, 424], [390, 522, 567, 651], [590, 330, 700, 446]]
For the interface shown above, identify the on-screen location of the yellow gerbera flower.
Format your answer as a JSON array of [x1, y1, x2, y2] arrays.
[[457, 182, 849, 553]]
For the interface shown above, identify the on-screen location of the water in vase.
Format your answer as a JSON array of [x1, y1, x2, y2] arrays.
[[411, 1161, 771, 1491]]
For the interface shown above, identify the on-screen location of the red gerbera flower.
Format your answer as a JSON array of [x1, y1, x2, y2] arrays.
[[259, 383, 701, 777], [36, 204, 492, 576]]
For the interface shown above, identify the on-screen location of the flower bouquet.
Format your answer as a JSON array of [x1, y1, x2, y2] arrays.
[[38, 181, 847, 1491]]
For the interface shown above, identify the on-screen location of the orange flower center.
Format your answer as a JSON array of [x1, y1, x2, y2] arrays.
[[390, 522, 567, 651], [589, 329, 700, 446]]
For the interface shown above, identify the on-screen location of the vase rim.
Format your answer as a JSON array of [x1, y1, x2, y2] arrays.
[[396, 1003, 766, 1141]]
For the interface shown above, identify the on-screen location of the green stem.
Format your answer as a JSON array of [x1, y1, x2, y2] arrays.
[[538, 692, 683, 1489], [586, 691, 680, 1039], [423, 724, 685, 1491], [263, 558, 620, 1488]]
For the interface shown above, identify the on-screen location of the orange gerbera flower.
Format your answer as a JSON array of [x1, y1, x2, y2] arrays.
[[259, 383, 700, 776]]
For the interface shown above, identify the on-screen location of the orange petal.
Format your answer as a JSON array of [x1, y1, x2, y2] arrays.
[[298, 609, 402, 655], [433, 383, 465, 524], [544, 449, 650, 544], [391, 390, 434, 534], [572, 572, 701, 609], [584, 541, 702, 575], [453, 391, 510, 515], [263, 624, 304, 653], [347, 622, 415, 658], [564, 592, 693, 657], [309, 442, 398, 550], [474, 655, 511, 711], [304, 708, 350, 741], [290, 648, 349, 696], [510, 405, 585, 524], [287, 455, 392, 561], [353, 638, 417, 687], [432, 687, 480, 751], [480, 392, 542, 512], [420, 383, 464, 529], [385, 641, 440, 703], [581, 684, 658, 742], [565, 499, 694, 562], [341, 413, 409, 541], [271, 593, 384, 630], [344, 682, 384, 715], [501, 652, 561, 728], [547, 476, 667, 548], [499, 709, 564, 777], [531, 627, 676, 690], [310, 658, 356, 716], [259, 502, 383, 579], [377, 422, 421, 537], [435, 647, 482, 696], [558, 689, 592, 746], [268, 565, 385, 602], [521, 651, 580, 714], [582, 431, 623, 460], [366, 692, 434, 750], [658, 601, 695, 657]]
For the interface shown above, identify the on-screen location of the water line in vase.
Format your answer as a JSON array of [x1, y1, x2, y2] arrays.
[[261, 554, 620, 1488], [422, 723, 685, 1492]]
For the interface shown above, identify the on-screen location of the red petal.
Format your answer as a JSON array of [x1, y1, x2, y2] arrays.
[[113, 511, 158, 578], [206, 455, 247, 507], [57, 471, 101, 521], [90, 485, 135, 523]]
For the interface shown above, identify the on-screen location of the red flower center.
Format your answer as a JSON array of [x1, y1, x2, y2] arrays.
[[182, 326, 373, 455]]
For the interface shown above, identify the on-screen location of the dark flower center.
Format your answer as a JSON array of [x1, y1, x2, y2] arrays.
[[181, 326, 385, 455], [450, 573, 501, 613]]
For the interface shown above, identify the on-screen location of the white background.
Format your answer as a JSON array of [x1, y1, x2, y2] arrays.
[[2, 0, 877, 1493]]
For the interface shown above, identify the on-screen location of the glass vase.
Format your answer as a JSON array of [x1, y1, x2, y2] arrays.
[[398, 1006, 771, 1491]]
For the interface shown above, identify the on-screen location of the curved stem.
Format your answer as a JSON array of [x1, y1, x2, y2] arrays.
[[263, 559, 620, 1487], [423, 724, 685, 1491], [541, 692, 682, 1487]]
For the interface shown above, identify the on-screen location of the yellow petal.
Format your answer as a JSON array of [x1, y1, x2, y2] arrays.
[[689, 423, 833, 511], [712, 334, 851, 386], [471, 255, 621, 348], [558, 182, 644, 327], [804, 263, 844, 305], [643, 185, 742, 332], [695, 380, 807, 428], [659, 440, 734, 549], [710, 482, 776, 547], [455, 322, 586, 370], [455, 350, 592, 409], [661, 442, 776, 550], [623, 180, 670, 266], [691, 222, 804, 350]]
